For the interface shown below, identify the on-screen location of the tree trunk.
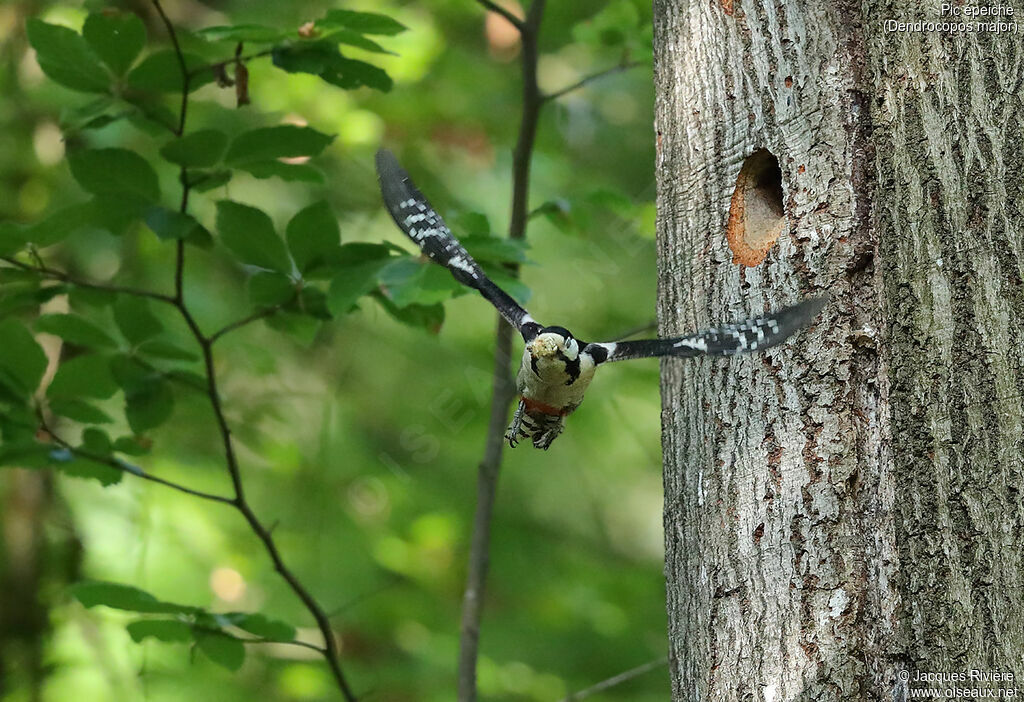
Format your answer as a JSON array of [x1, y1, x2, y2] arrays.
[[654, 1, 1024, 700]]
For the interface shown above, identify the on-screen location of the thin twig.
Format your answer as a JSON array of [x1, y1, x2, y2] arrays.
[[41, 420, 234, 505], [0, 256, 176, 304], [151, 0, 188, 137], [457, 2, 546, 701], [209, 298, 294, 345], [556, 656, 669, 702], [188, 48, 275, 79], [542, 60, 646, 102], [475, 0, 524, 31], [189, 624, 328, 655]]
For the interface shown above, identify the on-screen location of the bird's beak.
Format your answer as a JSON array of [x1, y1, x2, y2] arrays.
[[529, 336, 558, 359]]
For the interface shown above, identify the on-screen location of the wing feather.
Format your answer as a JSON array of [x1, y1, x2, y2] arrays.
[[585, 297, 827, 364], [375, 149, 540, 341]]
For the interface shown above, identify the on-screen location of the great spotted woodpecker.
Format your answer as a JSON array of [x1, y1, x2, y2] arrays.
[[375, 149, 826, 450]]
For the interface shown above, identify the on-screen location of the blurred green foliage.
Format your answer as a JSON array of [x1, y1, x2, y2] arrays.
[[0, 0, 664, 700]]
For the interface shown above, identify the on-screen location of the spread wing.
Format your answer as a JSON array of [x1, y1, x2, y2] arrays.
[[375, 149, 541, 342], [584, 297, 827, 364]]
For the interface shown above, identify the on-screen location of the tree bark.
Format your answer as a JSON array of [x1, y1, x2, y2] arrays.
[[654, 1, 1024, 700]]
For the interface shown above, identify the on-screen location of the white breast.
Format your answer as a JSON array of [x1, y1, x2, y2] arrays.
[[514, 348, 597, 412]]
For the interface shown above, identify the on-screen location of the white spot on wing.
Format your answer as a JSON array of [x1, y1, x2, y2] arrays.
[[448, 255, 476, 274]]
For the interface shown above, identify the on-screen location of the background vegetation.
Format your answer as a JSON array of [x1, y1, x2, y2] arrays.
[[0, 1, 665, 700]]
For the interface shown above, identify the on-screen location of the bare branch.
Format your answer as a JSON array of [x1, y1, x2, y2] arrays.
[[556, 656, 669, 702], [476, 0, 524, 31], [458, 2, 547, 701], [542, 60, 646, 103]]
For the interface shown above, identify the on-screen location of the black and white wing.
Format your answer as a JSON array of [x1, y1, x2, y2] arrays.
[[375, 149, 541, 342], [584, 297, 827, 364]]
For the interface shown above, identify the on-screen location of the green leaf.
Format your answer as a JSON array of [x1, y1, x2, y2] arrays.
[[113, 435, 151, 456], [0, 283, 68, 321], [196, 24, 286, 43], [114, 297, 163, 345], [287, 201, 340, 274], [26, 19, 110, 93], [188, 170, 233, 193], [462, 235, 529, 264], [81, 426, 112, 455], [264, 313, 320, 346], [374, 294, 445, 332], [452, 212, 492, 237], [0, 320, 47, 397], [225, 125, 335, 165], [224, 612, 295, 641], [90, 194, 149, 237], [484, 266, 531, 305], [237, 161, 324, 183], [327, 259, 391, 316], [305, 242, 393, 280], [49, 397, 113, 424], [249, 272, 295, 307], [144, 207, 213, 247], [0, 441, 54, 469], [124, 376, 173, 434], [215, 201, 291, 273], [196, 631, 245, 671], [48, 354, 119, 400], [378, 257, 462, 308], [69, 287, 118, 309], [296, 286, 331, 320], [271, 42, 335, 75], [82, 11, 146, 76], [35, 313, 117, 349], [26, 203, 102, 247], [159, 129, 228, 167], [271, 43, 392, 92], [136, 340, 198, 362], [127, 619, 192, 643], [59, 95, 116, 132], [125, 98, 178, 133], [321, 29, 395, 55], [72, 581, 198, 614], [68, 148, 159, 202], [125, 50, 215, 94], [60, 455, 122, 485], [320, 56, 393, 92], [317, 9, 407, 35], [0, 222, 27, 256]]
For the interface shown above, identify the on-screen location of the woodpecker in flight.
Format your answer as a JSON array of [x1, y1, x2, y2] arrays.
[[375, 149, 826, 450]]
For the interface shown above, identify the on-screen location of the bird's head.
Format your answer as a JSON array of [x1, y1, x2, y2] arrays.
[[529, 326, 579, 362]]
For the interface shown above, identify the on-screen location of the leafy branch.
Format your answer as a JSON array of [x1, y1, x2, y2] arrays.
[[145, 3, 358, 698], [7, 3, 415, 699], [0, 255, 176, 304]]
